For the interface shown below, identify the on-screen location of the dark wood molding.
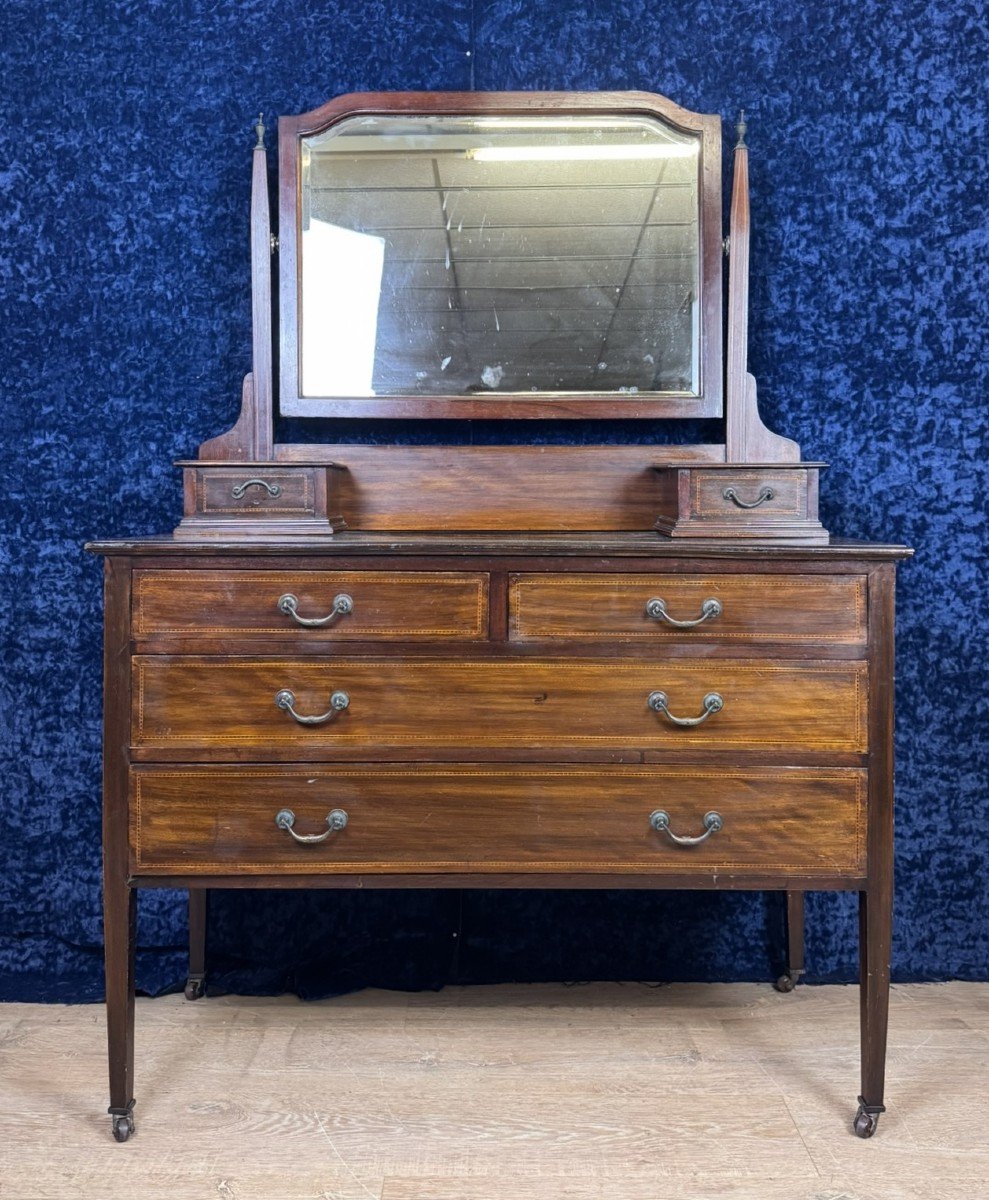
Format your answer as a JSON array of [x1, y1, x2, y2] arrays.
[[278, 90, 723, 423], [196, 127, 274, 461], [725, 126, 799, 464]]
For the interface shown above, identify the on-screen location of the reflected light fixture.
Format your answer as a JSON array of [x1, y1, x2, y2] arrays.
[[467, 143, 697, 162]]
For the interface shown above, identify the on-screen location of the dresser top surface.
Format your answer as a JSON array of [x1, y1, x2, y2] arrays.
[[86, 532, 913, 561]]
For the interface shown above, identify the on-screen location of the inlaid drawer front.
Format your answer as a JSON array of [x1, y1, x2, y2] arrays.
[[509, 573, 866, 642], [132, 657, 867, 753], [195, 469, 316, 516], [693, 469, 807, 519], [133, 571, 489, 639], [130, 765, 866, 876]]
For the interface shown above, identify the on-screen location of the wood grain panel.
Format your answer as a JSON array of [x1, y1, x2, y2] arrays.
[[693, 468, 808, 519], [509, 572, 866, 642], [132, 656, 867, 754], [195, 469, 315, 516], [273, 445, 723, 532], [130, 765, 866, 876], [134, 570, 488, 639]]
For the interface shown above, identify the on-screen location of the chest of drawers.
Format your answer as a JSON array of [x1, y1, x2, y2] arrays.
[[90, 532, 909, 1141]]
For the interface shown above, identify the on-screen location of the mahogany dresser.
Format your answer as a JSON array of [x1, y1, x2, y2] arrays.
[[89, 90, 911, 1142]]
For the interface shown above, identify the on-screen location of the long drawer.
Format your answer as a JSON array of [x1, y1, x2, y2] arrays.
[[133, 570, 489, 640], [130, 765, 867, 876], [132, 657, 868, 754], [509, 573, 867, 642]]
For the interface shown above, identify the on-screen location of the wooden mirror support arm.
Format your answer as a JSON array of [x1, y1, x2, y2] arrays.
[[725, 115, 799, 464], [179, 97, 827, 543], [179, 118, 324, 538], [198, 115, 274, 464], [653, 114, 827, 544]]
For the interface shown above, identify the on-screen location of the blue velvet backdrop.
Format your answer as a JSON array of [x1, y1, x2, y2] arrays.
[[1, 1, 986, 1001]]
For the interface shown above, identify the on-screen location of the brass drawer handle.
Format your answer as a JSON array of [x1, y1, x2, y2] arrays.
[[645, 597, 722, 627], [650, 809, 723, 846], [648, 690, 724, 726], [274, 688, 350, 724], [231, 478, 282, 498], [723, 485, 775, 509], [278, 592, 354, 627], [275, 807, 348, 844]]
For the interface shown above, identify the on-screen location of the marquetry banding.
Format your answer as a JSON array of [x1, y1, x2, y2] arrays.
[[197, 471, 314, 515], [692, 472, 804, 517], [132, 767, 865, 875], [134, 570, 488, 637], [133, 658, 867, 750], [508, 574, 867, 641]]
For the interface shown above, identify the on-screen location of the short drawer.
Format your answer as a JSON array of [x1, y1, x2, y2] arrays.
[[132, 657, 868, 755], [193, 468, 317, 516], [510, 573, 866, 642], [130, 765, 866, 877], [653, 464, 827, 542], [133, 571, 489, 640]]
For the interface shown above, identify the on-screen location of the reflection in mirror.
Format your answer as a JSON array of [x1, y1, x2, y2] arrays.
[[300, 113, 702, 399]]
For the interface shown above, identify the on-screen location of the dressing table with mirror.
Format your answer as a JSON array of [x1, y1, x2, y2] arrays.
[[88, 89, 910, 1143]]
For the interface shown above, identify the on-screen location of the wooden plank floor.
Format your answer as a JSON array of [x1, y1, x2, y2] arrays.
[[1, 982, 987, 1199]]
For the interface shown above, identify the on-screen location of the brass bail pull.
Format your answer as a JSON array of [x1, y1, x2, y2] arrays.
[[278, 593, 354, 627]]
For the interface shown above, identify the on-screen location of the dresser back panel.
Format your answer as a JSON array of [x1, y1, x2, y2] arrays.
[[274, 445, 724, 532]]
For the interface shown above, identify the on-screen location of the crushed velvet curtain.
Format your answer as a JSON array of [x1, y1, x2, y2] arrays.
[[1, 1, 986, 1001]]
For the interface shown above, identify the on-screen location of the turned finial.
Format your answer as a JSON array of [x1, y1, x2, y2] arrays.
[[735, 109, 747, 149], [254, 112, 266, 150]]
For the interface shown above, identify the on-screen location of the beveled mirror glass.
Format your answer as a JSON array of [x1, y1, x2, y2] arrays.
[[279, 94, 722, 418]]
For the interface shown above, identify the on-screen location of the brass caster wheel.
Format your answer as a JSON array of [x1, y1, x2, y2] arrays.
[[109, 1104, 136, 1142], [184, 973, 206, 1001], [773, 973, 796, 993], [853, 1101, 882, 1138]]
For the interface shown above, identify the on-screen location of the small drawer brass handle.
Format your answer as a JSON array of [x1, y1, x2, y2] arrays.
[[650, 809, 723, 846], [648, 690, 724, 726], [275, 807, 348, 844], [278, 593, 354, 627], [645, 597, 722, 628], [723, 485, 775, 509], [231, 478, 282, 498], [274, 689, 350, 725]]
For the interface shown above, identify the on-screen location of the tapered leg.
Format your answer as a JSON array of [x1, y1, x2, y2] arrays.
[[104, 872, 136, 1142], [774, 890, 805, 992], [185, 889, 208, 1000], [855, 881, 892, 1137]]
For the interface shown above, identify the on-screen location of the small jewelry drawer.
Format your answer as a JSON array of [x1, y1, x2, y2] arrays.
[[133, 570, 489, 640], [132, 656, 868, 756], [193, 468, 317, 516], [694, 469, 805, 519], [653, 463, 828, 542], [129, 764, 866, 877], [509, 572, 866, 643]]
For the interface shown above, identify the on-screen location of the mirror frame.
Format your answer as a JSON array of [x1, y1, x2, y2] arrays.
[[278, 91, 723, 420]]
